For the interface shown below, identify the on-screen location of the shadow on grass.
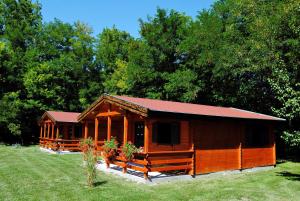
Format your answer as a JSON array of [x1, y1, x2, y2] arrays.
[[277, 171, 300, 181], [94, 180, 107, 186]]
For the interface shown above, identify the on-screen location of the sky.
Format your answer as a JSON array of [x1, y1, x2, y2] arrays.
[[38, 0, 216, 38]]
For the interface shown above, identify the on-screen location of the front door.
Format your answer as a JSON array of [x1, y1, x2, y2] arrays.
[[134, 122, 144, 148]]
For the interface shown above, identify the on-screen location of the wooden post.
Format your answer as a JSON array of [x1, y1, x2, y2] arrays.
[[107, 116, 111, 141], [239, 124, 244, 170], [84, 122, 88, 139], [270, 125, 276, 166], [47, 123, 50, 138], [51, 123, 55, 139], [71, 124, 75, 139], [95, 118, 99, 146], [43, 123, 46, 138], [39, 125, 42, 138], [144, 120, 150, 152], [56, 125, 59, 139], [123, 114, 128, 145]]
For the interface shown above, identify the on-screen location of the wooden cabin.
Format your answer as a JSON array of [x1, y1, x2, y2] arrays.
[[77, 94, 284, 179], [39, 111, 82, 151]]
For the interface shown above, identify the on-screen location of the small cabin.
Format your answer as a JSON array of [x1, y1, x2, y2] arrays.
[[39, 111, 82, 151], [76, 94, 284, 179]]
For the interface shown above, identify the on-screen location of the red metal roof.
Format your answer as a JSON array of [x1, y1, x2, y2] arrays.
[[43, 111, 80, 123], [113, 95, 284, 121]]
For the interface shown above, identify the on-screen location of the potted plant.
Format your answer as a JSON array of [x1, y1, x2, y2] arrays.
[[101, 137, 118, 167], [120, 142, 140, 162]]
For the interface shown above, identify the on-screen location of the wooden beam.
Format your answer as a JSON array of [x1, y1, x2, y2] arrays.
[[40, 126, 43, 138], [44, 123, 47, 138], [123, 114, 128, 144], [94, 118, 99, 146], [56, 125, 59, 139], [144, 120, 151, 152], [51, 123, 55, 139], [96, 111, 121, 117], [270, 125, 276, 165], [107, 104, 112, 141], [47, 123, 50, 138], [84, 122, 88, 139]]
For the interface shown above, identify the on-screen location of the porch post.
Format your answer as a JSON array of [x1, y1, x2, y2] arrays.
[[43, 123, 46, 138], [84, 121, 88, 139], [51, 123, 55, 139], [56, 125, 59, 139], [107, 104, 112, 141], [144, 120, 151, 152], [47, 123, 50, 138], [95, 118, 99, 146], [71, 124, 75, 139], [40, 125, 43, 138], [107, 116, 111, 141], [123, 114, 128, 145]]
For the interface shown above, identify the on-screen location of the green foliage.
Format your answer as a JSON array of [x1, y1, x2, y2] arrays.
[[102, 137, 118, 152], [80, 138, 97, 187], [282, 130, 300, 148], [121, 142, 140, 161], [0, 0, 299, 154]]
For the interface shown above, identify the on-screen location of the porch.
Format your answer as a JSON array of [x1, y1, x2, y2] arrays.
[[39, 111, 82, 151]]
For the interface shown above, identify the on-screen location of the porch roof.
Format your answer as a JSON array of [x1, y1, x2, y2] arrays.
[[41, 111, 80, 123], [78, 94, 285, 122]]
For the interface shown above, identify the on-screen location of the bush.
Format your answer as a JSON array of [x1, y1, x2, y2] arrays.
[[80, 137, 97, 187]]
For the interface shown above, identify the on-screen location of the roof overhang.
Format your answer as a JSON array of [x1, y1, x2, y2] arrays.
[[77, 94, 149, 122]]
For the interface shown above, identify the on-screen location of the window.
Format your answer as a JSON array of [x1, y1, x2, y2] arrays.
[[152, 122, 180, 145], [245, 124, 269, 147]]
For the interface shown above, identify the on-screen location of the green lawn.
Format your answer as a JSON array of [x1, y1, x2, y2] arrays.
[[0, 145, 299, 201]]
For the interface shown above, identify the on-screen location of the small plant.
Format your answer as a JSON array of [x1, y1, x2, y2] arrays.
[[80, 137, 97, 187], [120, 142, 140, 161], [101, 137, 118, 167], [80, 137, 94, 159]]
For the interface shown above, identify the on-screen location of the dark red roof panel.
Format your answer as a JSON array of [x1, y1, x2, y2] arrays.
[[46, 111, 80, 123], [113, 95, 284, 121]]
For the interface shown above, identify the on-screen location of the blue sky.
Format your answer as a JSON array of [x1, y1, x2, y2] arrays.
[[38, 0, 216, 38]]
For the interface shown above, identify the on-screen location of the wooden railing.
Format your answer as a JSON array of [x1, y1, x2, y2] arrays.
[[39, 137, 80, 151], [109, 150, 194, 179]]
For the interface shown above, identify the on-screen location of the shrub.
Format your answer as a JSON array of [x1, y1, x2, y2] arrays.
[[80, 137, 97, 187]]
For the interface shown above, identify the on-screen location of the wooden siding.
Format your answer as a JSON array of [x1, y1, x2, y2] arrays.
[[241, 147, 274, 168], [192, 119, 275, 174], [192, 119, 242, 174]]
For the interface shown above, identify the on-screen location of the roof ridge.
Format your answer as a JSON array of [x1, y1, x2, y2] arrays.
[[113, 95, 231, 109]]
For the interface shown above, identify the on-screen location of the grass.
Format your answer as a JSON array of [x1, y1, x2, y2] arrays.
[[0, 145, 299, 201]]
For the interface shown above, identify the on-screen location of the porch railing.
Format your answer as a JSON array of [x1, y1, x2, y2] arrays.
[[39, 137, 81, 151], [109, 150, 194, 179]]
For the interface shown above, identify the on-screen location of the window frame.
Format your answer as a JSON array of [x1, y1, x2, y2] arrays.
[[152, 121, 181, 145], [244, 123, 270, 148]]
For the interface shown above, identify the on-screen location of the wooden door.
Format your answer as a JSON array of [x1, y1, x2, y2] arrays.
[[134, 122, 144, 148]]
